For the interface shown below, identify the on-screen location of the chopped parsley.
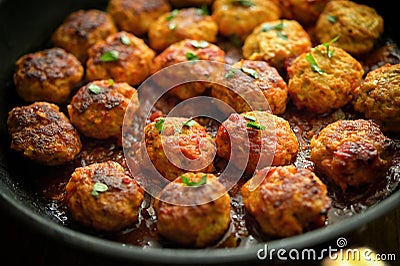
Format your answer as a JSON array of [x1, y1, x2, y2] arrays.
[[155, 118, 165, 133], [233, 0, 255, 7], [305, 53, 326, 74], [100, 50, 119, 62], [261, 21, 288, 40], [190, 40, 209, 49], [91, 182, 108, 198], [241, 66, 259, 79], [108, 79, 114, 86], [88, 84, 102, 94], [120, 35, 131, 45], [181, 174, 207, 187], [246, 121, 265, 130], [225, 69, 237, 79], [166, 9, 179, 21], [169, 23, 177, 31], [195, 4, 209, 16], [244, 115, 256, 122], [328, 15, 338, 24], [183, 117, 196, 128], [322, 35, 340, 58], [186, 52, 199, 61]]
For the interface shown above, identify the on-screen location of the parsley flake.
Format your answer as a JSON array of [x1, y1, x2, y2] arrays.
[[181, 174, 207, 187], [108, 79, 114, 86], [91, 182, 108, 198], [88, 84, 102, 94], [186, 52, 199, 61], [169, 23, 177, 31], [328, 15, 338, 24], [244, 115, 256, 122], [241, 66, 259, 79], [195, 4, 209, 16], [305, 53, 326, 74], [225, 69, 237, 79], [183, 117, 196, 128], [100, 50, 119, 62], [190, 40, 209, 49], [233, 0, 255, 7], [166, 9, 179, 21], [261, 21, 288, 40], [246, 121, 265, 130], [322, 35, 340, 58], [120, 35, 131, 45], [155, 118, 165, 133]]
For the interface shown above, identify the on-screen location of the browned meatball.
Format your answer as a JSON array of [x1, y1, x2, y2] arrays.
[[138, 117, 216, 181], [278, 0, 330, 26], [13, 48, 84, 104], [148, 7, 218, 52], [210, 59, 288, 115], [243, 19, 312, 71], [310, 119, 395, 191], [154, 172, 231, 248], [353, 64, 400, 132], [86, 31, 155, 86], [241, 165, 331, 238], [215, 111, 299, 174], [65, 161, 144, 232], [315, 0, 384, 57], [212, 0, 281, 40], [7, 102, 82, 166], [287, 44, 364, 114], [51, 9, 118, 63], [67, 79, 139, 142], [107, 0, 171, 36], [152, 39, 225, 99], [169, 0, 214, 8]]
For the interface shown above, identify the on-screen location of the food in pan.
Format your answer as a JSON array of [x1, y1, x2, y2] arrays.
[[65, 160, 144, 232], [13, 47, 84, 104], [51, 9, 118, 63], [85, 31, 155, 86], [148, 7, 218, 52], [241, 165, 331, 238], [310, 119, 395, 192], [353, 63, 400, 133], [7, 102, 82, 166], [154, 172, 231, 248], [107, 0, 171, 36], [287, 43, 364, 114]]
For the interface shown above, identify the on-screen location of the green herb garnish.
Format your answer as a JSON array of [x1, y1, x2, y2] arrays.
[[100, 50, 119, 62], [241, 67, 259, 79], [91, 182, 108, 198], [186, 52, 199, 61], [190, 40, 209, 49], [244, 115, 256, 122], [305, 53, 326, 74], [169, 23, 177, 31], [276, 31, 288, 40], [166, 9, 179, 21], [225, 69, 237, 79], [181, 174, 207, 187], [120, 35, 130, 45], [322, 35, 340, 58], [246, 121, 265, 130], [88, 84, 102, 94], [108, 79, 114, 86], [183, 117, 196, 128], [261, 21, 288, 40], [155, 118, 165, 133], [233, 0, 255, 7], [195, 4, 209, 16], [328, 15, 338, 24]]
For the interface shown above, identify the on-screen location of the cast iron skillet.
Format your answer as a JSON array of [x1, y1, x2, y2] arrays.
[[0, 0, 399, 264]]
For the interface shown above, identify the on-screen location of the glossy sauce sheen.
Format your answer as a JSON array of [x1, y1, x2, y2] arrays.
[[23, 36, 400, 249]]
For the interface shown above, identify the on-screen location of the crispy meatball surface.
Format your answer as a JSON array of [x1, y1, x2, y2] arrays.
[[7, 102, 82, 166], [287, 44, 364, 114], [86, 31, 155, 86], [139, 117, 215, 181], [310, 119, 395, 191], [148, 7, 218, 52], [65, 161, 144, 232], [210, 59, 288, 115], [241, 165, 331, 238], [169, 0, 214, 8], [215, 111, 299, 174], [243, 19, 312, 71], [278, 0, 330, 26], [315, 0, 384, 56], [51, 9, 118, 63], [107, 0, 171, 36], [212, 0, 281, 40], [67, 79, 139, 142], [13, 48, 83, 104], [353, 64, 400, 132], [154, 172, 231, 248], [152, 39, 225, 99]]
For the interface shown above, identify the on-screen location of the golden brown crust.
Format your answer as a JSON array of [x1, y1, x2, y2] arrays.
[[241, 165, 331, 237], [51, 9, 118, 63], [7, 102, 82, 166], [310, 119, 395, 191], [169, 0, 214, 8], [65, 161, 144, 232], [13, 48, 84, 104], [278, 0, 330, 25]]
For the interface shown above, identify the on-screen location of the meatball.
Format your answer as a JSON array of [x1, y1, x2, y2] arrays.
[[86, 31, 155, 86], [7, 102, 82, 166], [51, 9, 118, 63], [287, 43, 364, 114], [212, 0, 281, 40], [107, 0, 171, 36], [65, 161, 144, 232], [310, 119, 395, 191], [67, 79, 139, 142], [13, 48, 84, 104], [278, 0, 330, 26], [315, 0, 384, 57], [169, 0, 214, 8], [241, 165, 331, 238], [152, 39, 225, 99], [210, 59, 288, 115], [215, 111, 299, 174], [148, 7, 218, 52], [353, 64, 400, 132], [154, 172, 231, 248], [138, 117, 215, 181], [243, 19, 312, 71]]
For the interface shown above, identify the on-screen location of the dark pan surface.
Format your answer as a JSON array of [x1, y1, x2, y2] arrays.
[[0, 0, 399, 264]]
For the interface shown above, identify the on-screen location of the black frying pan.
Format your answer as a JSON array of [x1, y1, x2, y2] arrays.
[[0, 0, 399, 265]]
